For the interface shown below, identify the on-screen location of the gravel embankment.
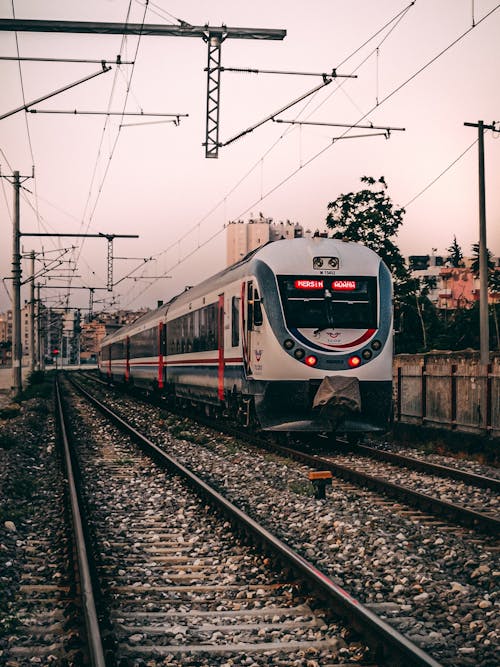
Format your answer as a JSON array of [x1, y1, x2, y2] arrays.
[[93, 390, 499, 667]]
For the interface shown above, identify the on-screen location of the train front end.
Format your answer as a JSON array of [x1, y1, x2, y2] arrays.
[[247, 238, 393, 434]]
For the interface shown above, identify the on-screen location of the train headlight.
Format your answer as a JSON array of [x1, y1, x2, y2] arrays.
[[294, 348, 305, 360], [348, 355, 361, 368], [305, 355, 318, 367], [284, 339, 294, 350], [371, 339, 382, 350], [362, 349, 372, 360]]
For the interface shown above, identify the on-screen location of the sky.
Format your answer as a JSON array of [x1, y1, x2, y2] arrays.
[[1, 0, 499, 315]]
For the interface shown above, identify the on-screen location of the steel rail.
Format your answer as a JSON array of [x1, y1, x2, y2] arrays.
[[264, 442, 500, 536], [68, 376, 441, 667], [55, 377, 106, 667], [351, 443, 500, 492], [76, 373, 499, 535]]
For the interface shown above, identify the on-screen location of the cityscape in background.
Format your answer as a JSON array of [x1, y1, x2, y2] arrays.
[[1, 217, 499, 370]]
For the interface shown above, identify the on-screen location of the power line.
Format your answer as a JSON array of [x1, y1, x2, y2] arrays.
[[115, 1, 417, 301], [130, 1, 499, 308], [234, 4, 500, 221], [404, 139, 479, 208]]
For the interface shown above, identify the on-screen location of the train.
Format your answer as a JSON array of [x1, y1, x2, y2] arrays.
[[98, 237, 393, 436]]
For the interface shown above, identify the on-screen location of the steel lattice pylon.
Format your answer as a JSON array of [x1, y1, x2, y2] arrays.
[[204, 31, 225, 159], [107, 236, 113, 291]]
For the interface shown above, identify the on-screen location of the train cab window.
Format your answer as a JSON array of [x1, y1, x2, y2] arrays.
[[277, 276, 377, 330], [247, 282, 263, 330], [253, 289, 263, 327], [231, 296, 240, 347], [247, 282, 254, 331]]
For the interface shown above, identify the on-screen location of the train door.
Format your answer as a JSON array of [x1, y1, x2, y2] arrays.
[[218, 294, 225, 400], [244, 281, 264, 376], [125, 336, 130, 382], [158, 322, 165, 389], [107, 344, 112, 379]]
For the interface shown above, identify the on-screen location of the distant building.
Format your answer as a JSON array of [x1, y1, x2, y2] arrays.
[[79, 309, 148, 361], [80, 320, 107, 362], [408, 252, 500, 310], [226, 214, 311, 266], [408, 252, 446, 306]]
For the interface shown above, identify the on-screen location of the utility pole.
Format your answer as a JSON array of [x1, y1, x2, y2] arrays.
[[36, 283, 43, 371], [2, 169, 33, 393], [12, 171, 22, 391], [464, 120, 500, 366], [29, 250, 36, 372]]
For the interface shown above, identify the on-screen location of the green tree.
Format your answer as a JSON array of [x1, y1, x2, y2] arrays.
[[326, 176, 408, 283], [446, 236, 464, 267], [470, 243, 495, 277], [325, 176, 439, 352]]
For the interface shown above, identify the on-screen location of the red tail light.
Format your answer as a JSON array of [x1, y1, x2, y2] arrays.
[[348, 355, 361, 368]]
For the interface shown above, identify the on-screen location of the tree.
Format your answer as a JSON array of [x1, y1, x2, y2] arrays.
[[326, 176, 408, 283], [470, 243, 495, 277], [325, 176, 438, 352], [446, 236, 464, 267]]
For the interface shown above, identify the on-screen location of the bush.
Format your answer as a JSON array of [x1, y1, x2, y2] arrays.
[[17, 372, 53, 401], [0, 403, 21, 419], [0, 432, 19, 450]]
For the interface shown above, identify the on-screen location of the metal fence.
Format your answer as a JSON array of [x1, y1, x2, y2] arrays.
[[393, 353, 500, 438]]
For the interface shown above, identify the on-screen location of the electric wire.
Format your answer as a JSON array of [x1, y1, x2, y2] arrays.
[[234, 4, 500, 221], [116, 2, 417, 304], [70, 1, 149, 303], [119, 3, 500, 308], [10, 0, 42, 240], [404, 139, 478, 208], [117, 1, 416, 301]]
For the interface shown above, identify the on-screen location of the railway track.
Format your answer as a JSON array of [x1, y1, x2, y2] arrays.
[[77, 372, 500, 537], [61, 375, 441, 666], [0, 387, 91, 665], [261, 442, 499, 536], [347, 442, 500, 491], [69, 373, 499, 665]]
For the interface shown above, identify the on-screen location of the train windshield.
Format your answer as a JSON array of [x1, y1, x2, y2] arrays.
[[277, 276, 378, 330]]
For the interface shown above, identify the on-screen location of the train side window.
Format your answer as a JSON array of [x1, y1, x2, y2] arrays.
[[231, 296, 240, 347], [207, 304, 217, 350], [193, 310, 200, 352]]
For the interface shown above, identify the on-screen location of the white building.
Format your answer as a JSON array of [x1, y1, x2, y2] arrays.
[[226, 215, 309, 266]]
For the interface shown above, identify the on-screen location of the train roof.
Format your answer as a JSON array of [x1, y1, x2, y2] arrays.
[[100, 238, 385, 346]]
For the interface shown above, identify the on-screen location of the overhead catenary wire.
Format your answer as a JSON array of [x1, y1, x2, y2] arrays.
[[71, 0, 150, 295], [404, 138, 479, 208], [118, 3, 500, 309], [233, 4, 500, 221], [117, 1, 418, 304]]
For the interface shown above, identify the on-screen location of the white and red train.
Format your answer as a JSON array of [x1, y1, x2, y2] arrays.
[[98, 237, 393, 435]]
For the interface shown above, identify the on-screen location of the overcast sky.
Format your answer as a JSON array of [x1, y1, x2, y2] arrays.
[[1, 0, 499, 314]]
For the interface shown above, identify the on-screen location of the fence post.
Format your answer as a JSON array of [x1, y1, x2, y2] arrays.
[[486, 363, 492, 434], [396, 365, 402, 423], [421, 358, 427, 424], [450, 364, 457, 430]]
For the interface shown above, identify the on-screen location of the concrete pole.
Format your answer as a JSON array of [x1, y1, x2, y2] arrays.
[[12, 171, 22, 392], [29, 250, 36, 372], [36, 283, 43, 371], [477, 121, 490, 367]]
